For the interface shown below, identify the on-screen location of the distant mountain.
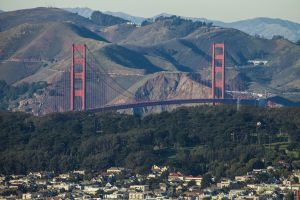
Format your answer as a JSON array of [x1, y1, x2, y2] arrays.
[[91, 11, 128, 26], [155, 14, 300, 42], [64, 7, 93, 18], [64, 8, 146, 25], [64, 8, 300, 42], [103, 11, 146, 25], [219, 18, 300, 42]]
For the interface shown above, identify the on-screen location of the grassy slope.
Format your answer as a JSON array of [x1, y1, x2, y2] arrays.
[[117, 26, 300, 99], [0, 22, 108, 84], [0, 7, 95, 31], [1, 8, 300, 105]]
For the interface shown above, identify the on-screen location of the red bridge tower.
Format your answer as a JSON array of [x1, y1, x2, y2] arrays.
[[70, 44, 86, 111], [211, 43, 225, 99]]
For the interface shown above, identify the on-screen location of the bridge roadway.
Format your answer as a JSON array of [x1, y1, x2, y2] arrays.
[[88, 98, 259, 112]]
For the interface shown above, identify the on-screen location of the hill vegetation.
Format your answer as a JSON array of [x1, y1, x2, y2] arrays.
[[91, 11, 128, 26], [0, 106, 300, 178]]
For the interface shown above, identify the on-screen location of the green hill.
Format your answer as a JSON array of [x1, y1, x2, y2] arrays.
[[0, 106, 299, 176]]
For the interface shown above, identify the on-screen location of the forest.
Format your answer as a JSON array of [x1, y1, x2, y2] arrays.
[[0, 105, 300, 178]]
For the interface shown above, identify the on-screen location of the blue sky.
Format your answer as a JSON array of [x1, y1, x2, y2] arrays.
[[1, 0, 300, 23]]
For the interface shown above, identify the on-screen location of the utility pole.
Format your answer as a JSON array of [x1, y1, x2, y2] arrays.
[[256, 121, 262, 145], [231, 132, 235, 143], [237, 98, 241, 111]]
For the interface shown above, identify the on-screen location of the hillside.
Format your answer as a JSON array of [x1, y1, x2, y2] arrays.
[[65, 8, 300, 42], [0, 106, 300, 176], [220, 17, 300, 42], [64, 7, 94, 18], [0, 8, 165, 85], [0, 22, 108, 84], [101, 16, 209, 45], [0, 8, 300, 114], [106, 17, 300, 98], [91, 11, 128, 26], [0, 7, 96, 32], [104, 11, 146, 25]]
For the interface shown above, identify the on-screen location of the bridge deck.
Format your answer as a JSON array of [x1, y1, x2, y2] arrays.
[[88, 98, 258, 112]]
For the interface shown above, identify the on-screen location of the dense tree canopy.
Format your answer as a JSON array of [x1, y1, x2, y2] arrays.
[[0, 105, 299, 177]]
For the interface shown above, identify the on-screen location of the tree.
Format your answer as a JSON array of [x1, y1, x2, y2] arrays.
[[272, 35, 284, 40], [201, 174, 212, 189], [141, 20, 152, 26], [187, 180, 196, 187], [284, 191, 294, 200]]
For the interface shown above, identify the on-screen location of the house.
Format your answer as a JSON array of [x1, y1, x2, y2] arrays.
[[36, 179, 48, 186], [130, 185, 149, 192], [22, 193, 39, 199], [229, 189, 246, 198], [83, 185, 100, 195], [151, 165, 169, 173], [9, 178, 29, 186], [293, 170, 300, 181], [252, 169, 267, 174], [168, 172, 185, 182], [168, 172, 202, 186], [159, 183, 167, 192], [0, 175, 5, 183], [73, 170, 85, 175], [48, 182, 73, 191], [107, 167, 125, 174], [235, 175, 251, 182], [248, 60, 268, 66], [128, 191, 147, 200], [147, 173, 157, 179], [183, 191, 201, 200], [58, 173, 70, 180], [185, 176, 202, 186], [176, 185, 183, 192], [29, 172, 43, 178], [104, 191, 128, 200], [217, 179, 233, 188]]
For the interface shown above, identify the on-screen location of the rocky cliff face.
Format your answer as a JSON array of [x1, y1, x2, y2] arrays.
[[135, 73, 211, 101], [111, 72, 211, 114]]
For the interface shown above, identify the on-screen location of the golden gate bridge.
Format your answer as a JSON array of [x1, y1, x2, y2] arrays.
[[38, 43, 263, 115]]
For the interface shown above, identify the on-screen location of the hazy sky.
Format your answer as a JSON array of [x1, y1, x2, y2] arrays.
[[1, 0, 300, 23]]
